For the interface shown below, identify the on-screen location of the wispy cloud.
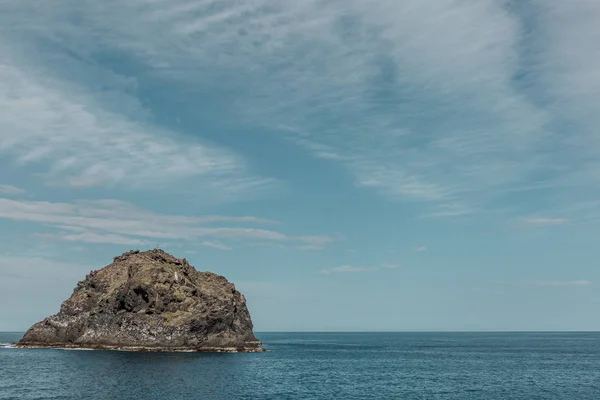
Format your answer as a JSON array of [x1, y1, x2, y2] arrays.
[[518, 280, 593, 288], [415, 246, 427, 252], [487, 280, 593, 289], [201, 241, 232, 251], [34, 232, 148, 246], [0, 46, 273, 200], [318, 266, 378, 275], [318, 264, 398, 275], [473, 287, 506, 295], [523, 218, 570, 227], [0, 185, 25, 195], [1, 0, 600, 221], [0, 197, 337, 248], [0, 256, 95, 281]]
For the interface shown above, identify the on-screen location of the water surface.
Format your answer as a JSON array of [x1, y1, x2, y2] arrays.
[[1, 332, 599, 399]]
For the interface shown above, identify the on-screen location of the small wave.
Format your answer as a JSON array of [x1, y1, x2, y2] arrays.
[[0, 343, 15, 349], [61, 347, 96, 351]]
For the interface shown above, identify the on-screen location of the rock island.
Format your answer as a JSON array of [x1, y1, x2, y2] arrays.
[[18, 249, 263, 352]]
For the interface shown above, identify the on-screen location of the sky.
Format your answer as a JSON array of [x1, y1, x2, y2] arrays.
[[1, 0, 600, 332]]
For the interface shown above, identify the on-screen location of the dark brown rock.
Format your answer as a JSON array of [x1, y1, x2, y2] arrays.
[[18, 249, 262, 352]]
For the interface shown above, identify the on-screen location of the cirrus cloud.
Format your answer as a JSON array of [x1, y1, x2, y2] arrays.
[[0, 197, 338, 248], [318, 263, 399, 275]]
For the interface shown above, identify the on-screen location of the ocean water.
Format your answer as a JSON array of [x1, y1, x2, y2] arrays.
[[1, 332, 599, 399]]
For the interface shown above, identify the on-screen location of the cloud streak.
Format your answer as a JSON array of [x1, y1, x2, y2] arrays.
[[318, 264, 398, 275], [34, 232, 148, 246], [488, 280, 593, 289], [201, 241, 233, 251], [519, 280, 593, 288], [0, 197, 336, 247], [0, 45, 273, 200], [0, 185, 25, 195], [523, 218, 569, 227]]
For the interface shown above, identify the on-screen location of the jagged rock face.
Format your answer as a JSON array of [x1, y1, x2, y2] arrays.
[[19, 249, 262, 352]]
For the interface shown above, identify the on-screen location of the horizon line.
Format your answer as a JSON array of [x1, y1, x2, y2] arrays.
[[5, 330, 600, 334]]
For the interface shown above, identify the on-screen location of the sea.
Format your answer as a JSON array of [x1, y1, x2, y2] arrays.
[[1, 332, 599, 399]]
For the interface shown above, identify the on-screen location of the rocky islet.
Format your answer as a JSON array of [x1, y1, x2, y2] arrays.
[[18, 249, 262, 352]]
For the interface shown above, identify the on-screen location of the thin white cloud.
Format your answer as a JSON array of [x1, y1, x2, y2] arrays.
[[0, 185, 25, 195], [489, 280, 593, 289], [519, 280, 592, 288], [201, 241, 232, 251], [318, 264, 398, 275], [0, 49, 273, 199], [415, 246, 427, 252], [0, 197, 336, 247], [472, 287, 505, 295], [0, 256, 95, 281], [523, 218, 569, 227], [318, 266, 377, 275], [531, 0, 600, 139], [34, 232, 148, 246]]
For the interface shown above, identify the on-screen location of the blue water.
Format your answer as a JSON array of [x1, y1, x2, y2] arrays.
[[1, 332, 599, 399]]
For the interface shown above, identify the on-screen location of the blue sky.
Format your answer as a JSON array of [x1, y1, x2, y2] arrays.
[[1, 0, 600, 332]]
